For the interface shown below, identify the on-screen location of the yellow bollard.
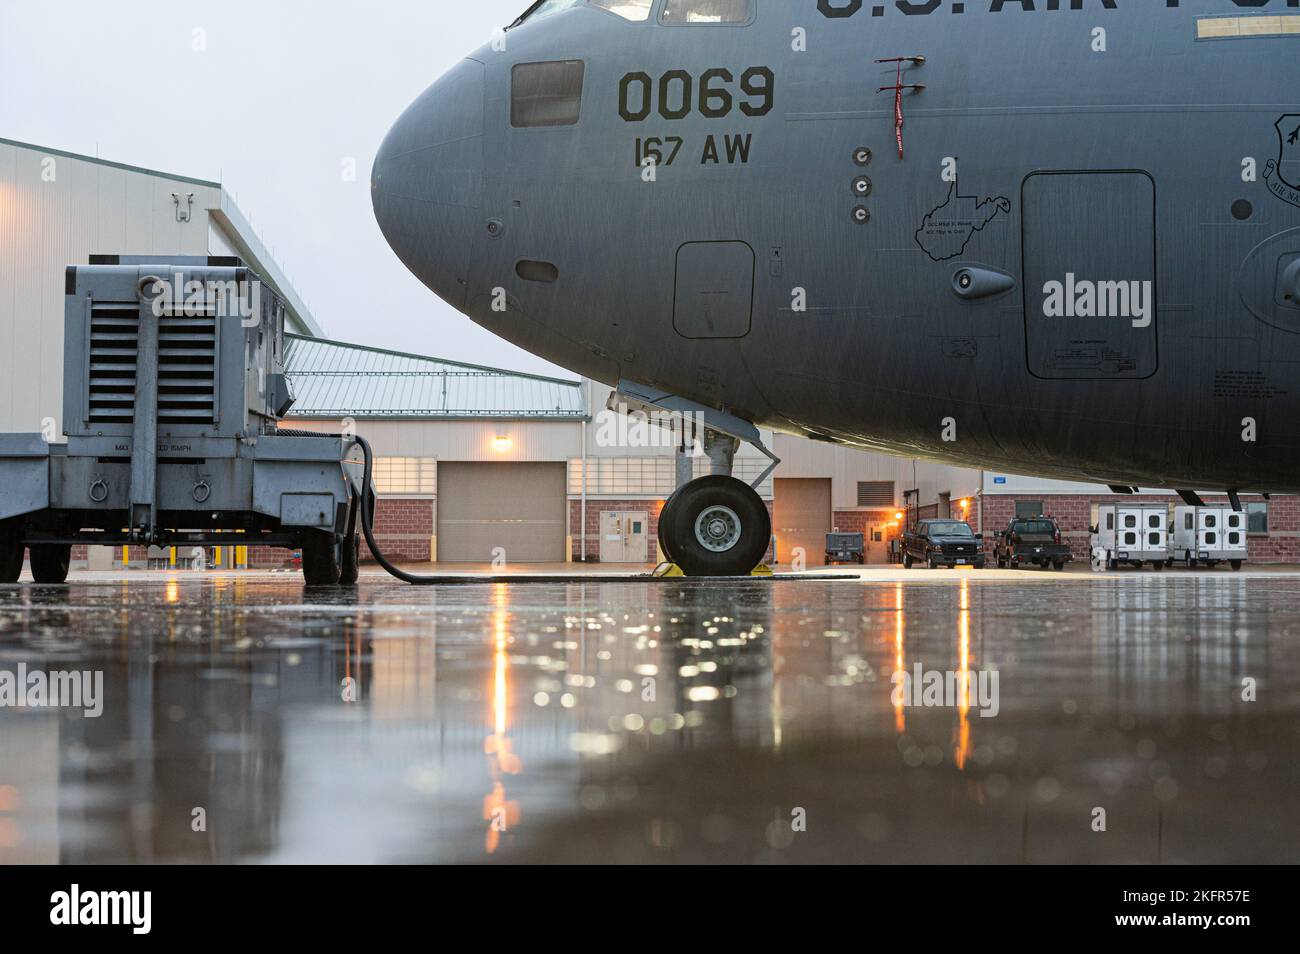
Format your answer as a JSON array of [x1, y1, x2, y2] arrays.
[[169, 547, 176, 568]]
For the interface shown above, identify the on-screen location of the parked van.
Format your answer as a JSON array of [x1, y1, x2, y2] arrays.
[[1091, 504, 1168, 571], [1169, 506, 1247, 570]]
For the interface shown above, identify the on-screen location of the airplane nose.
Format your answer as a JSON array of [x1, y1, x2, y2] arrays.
[[372, 59, 485, 310]]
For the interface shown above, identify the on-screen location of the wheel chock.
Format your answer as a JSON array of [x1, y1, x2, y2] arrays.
[[750, 564, 774, 577], [652, 562, 685, 578]]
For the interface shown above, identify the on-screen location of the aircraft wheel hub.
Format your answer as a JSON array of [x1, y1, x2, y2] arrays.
[[695, 506, 742, 553]]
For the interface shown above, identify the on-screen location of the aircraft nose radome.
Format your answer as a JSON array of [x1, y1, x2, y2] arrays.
[[372, 58, 485, 310]]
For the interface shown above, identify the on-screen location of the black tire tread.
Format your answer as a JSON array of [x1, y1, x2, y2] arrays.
[[302, 531, 342, 587], [0, 521, 23, 583], [29, 544, 71, 584]]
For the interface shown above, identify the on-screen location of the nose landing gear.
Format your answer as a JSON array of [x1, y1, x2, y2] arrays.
[[657, 475, 772, 577], [612, 379, 779, 578]]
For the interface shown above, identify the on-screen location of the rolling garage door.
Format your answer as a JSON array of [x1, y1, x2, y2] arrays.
[[437, 462, 566, 563], [774, 478, 832, 566]]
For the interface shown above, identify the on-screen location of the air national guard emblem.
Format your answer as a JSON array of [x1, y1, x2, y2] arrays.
[[1264, 114, 1300, 209]]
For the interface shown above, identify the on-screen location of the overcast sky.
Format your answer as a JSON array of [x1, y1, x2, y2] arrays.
[[0, 0, 569, 377]]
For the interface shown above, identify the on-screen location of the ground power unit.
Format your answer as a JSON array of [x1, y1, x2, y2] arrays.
[[0, 257, 364, 586], [1168, 506, 1247, 570], [1090, 504, 1168, 571]]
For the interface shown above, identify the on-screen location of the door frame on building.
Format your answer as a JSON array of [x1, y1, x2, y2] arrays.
[[599, 510, 649, 563]]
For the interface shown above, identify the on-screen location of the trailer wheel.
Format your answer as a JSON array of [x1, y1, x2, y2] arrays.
[[29, 544, 71, 584], [337, 499, 360, 586], [301, 530, 342, 587], [1230, 560, 1243, 572], [0, 521, 23, 583], [338, 532, 360, 586], [1052, 560, 1065, 571]]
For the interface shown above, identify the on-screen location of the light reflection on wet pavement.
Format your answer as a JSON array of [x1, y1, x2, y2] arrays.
[[1, 575, 1297, 864]]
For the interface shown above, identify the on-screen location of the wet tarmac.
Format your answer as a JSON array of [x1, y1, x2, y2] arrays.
[[1, 572, 1297, 864]]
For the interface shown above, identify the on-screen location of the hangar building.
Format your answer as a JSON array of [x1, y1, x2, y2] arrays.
[[0, 137, 320, 437]]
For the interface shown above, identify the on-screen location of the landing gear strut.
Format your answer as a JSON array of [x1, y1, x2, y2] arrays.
[[611, 380, 779, 578]]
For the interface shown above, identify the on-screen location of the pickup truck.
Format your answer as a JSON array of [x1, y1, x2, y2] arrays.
[[901, 520, 985, 569], [993, 517, 1072, 571]]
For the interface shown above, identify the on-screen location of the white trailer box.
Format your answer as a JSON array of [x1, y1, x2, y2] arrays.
[[1092, 504, 1168, 570], [1170, 506, 1247, 570]]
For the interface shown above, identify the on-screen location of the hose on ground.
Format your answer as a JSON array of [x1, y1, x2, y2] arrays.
[[348, 433, 446, 585], [278, 428, 446, 584]]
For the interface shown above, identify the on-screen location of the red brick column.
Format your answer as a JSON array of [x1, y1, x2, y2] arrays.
[[363, 498, 434, 563]]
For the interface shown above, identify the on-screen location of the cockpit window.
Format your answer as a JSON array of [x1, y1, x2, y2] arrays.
[[511, 60, 586, 128], [661, 0, 754, 25], [590, 0, 653, 21]]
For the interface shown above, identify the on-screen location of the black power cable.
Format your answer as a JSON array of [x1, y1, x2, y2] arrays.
[[347, 434, 449, 585]]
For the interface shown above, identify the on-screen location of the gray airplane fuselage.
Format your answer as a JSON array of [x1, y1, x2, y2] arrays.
[[372, 1, 1300, 492]]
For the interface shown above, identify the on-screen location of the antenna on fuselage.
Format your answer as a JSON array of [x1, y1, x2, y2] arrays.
[[876, 56, 926, 160]]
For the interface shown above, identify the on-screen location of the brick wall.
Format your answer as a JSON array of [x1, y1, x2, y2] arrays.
[[980, 493, 1298, 564], [248, 497, 436, 566], [830, 509, 900, 534], [59, 499, 438, 570], [362, 498, 434, 563], [570, 498, 660, 562]]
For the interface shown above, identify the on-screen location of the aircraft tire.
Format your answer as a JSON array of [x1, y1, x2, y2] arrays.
[[29, 544, 71, 584], [657, 486, 686, 566], [661, 476, 771, 577]]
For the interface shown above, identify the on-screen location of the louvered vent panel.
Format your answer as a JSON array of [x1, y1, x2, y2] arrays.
[[158, 306, 217, 426], [857, 481, 896, 508], [88, 302, 139, 424]]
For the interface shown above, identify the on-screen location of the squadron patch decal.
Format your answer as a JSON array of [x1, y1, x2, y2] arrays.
[[1264, 114, 1300, 210], [915, 179, 1011, 262]]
